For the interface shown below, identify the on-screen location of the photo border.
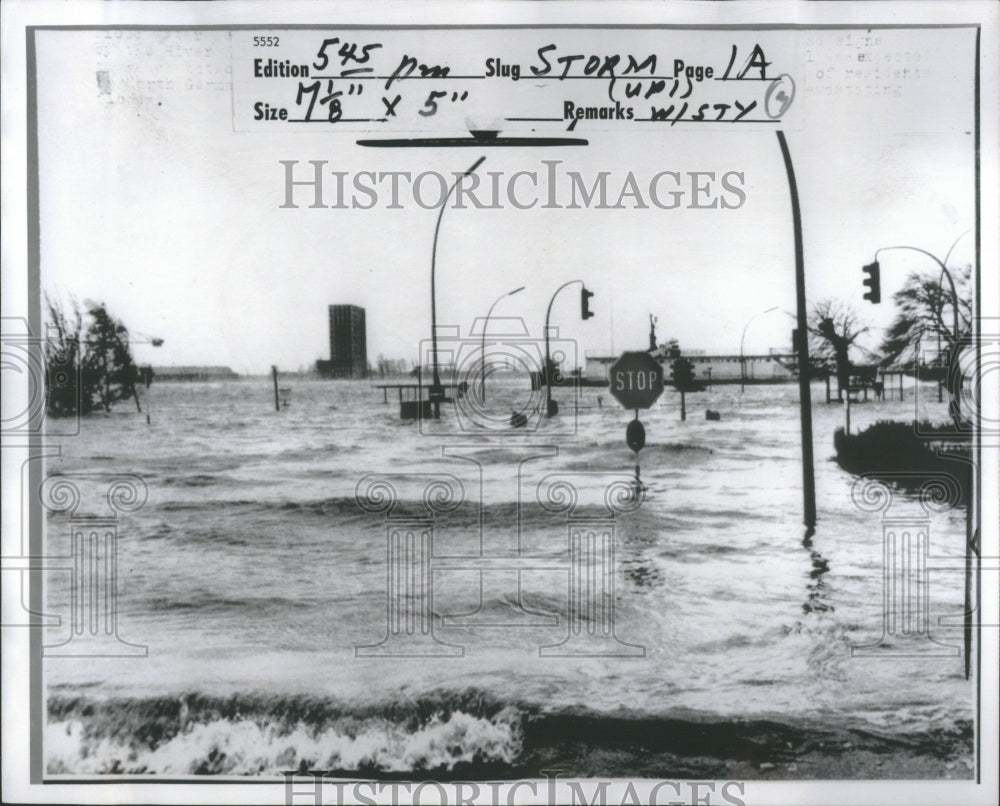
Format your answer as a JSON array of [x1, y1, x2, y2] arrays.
[[2, 2, 997, 804]]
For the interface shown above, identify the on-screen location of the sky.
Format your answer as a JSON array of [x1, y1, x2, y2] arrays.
[[33, 25, 977, 374]]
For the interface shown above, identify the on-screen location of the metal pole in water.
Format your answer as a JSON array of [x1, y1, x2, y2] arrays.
[[143, 367, 153, 425], [776, 130, 817, 535], [634, 408, 641, 488], [271, 365, 280, 412]]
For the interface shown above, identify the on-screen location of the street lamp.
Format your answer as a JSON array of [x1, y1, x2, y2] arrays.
[[429, 156, 486, 415], [871, 239, 970, 412], [84, 333, 164, 348], [129, 334, 164, 423], [480, 285, 525, 403], [870, 232, 974, 682], [740, 306, 779, 392], [870, 245, 961, 340]]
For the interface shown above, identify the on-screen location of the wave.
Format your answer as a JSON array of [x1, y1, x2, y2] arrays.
[[142, 495, 775, 558], [160, 473, 227, 488], [45, 689, 973, 777], [47, 690, 522, 776], [570, 442, 716, 464], [154, 497, 368, 519], [149, 496, 664, 530], [142, 594, 317, 615]]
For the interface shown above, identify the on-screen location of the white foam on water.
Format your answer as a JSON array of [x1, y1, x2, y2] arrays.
[[45, 708, 522, 775]]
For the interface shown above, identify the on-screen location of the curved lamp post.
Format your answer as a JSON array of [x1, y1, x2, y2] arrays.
[[480, 285, 525, 403], [740, 306, 779, 392], [428, 156, 486, 414], [871, 245, 961, 341], [129, 335, 163, 422]]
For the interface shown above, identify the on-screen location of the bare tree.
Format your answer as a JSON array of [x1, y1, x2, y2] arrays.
[[807, 300, 871, 399]]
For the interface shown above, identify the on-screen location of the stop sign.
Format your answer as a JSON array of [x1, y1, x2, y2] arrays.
[[608, 351, 664, 409]]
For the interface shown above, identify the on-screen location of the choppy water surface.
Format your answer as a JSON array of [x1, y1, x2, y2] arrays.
[[42, 378, 974, 777]]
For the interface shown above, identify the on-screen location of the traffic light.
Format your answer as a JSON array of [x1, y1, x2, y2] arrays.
[[862, 261, 881, 304], [581, 286, 595, 319]]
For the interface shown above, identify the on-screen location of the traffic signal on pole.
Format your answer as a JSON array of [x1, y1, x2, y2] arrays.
[[862, 261, 881, 304], [581, 286, 595, 319]]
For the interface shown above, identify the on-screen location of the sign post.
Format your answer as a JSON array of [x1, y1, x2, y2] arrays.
[[609, 352, 665, 489]]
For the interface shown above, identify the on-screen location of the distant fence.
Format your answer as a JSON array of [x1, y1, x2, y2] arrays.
[[150, 366, 238, 382]]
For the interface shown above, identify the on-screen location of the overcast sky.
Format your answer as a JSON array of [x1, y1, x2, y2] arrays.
[[36, 26, 976, 374]]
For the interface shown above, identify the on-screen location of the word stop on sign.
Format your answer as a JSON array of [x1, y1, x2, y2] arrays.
[[614, 369, 660, 392]]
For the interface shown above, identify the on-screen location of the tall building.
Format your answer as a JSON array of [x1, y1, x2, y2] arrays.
[[317, 304, 367, 378]]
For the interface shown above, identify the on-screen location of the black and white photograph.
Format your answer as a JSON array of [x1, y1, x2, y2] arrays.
[[2, 2, 998, 804]]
